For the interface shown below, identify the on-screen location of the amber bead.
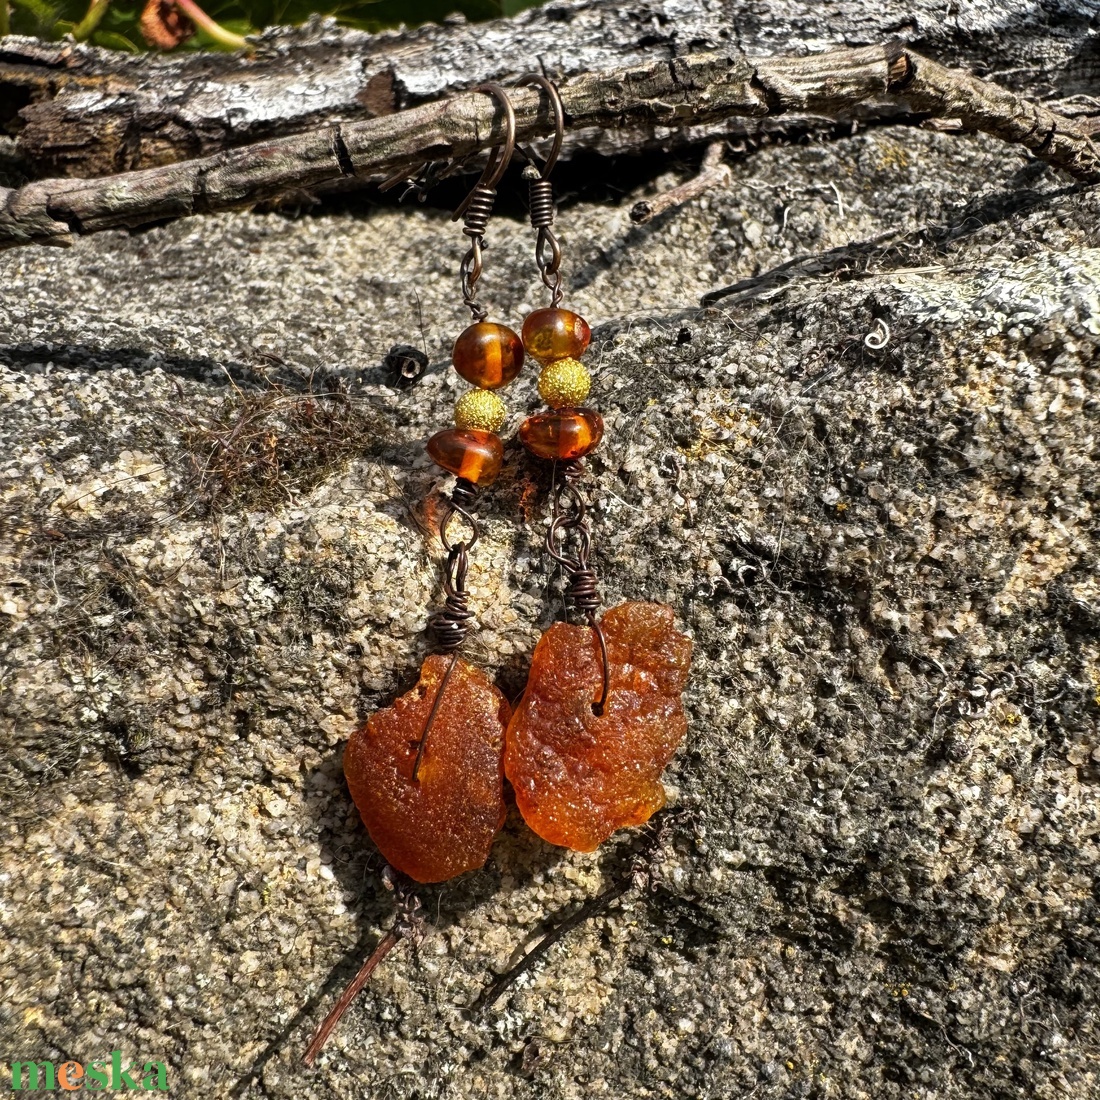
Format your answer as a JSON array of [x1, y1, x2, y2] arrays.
[[452, 322, 524, 389], [519, 408, 603, 461], [427, 428, 503, 485], [522, 308, 592, 364], [345, 655, 509, 882], [505, 602, 693, 852]]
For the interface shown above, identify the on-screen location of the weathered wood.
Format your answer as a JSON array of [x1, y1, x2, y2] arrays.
[[1, 43, 1096, 251], [2, 0, 1098, 178]]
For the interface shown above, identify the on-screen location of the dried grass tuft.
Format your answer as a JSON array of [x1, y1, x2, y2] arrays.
[[178, 370, 393, 514]]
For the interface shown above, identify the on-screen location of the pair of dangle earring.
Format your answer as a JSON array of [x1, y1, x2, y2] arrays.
[[308, 77, 691, 1063], [347, 76, 691, 878]]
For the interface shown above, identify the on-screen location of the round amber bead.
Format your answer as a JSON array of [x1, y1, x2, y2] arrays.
[[519, 409, 604, 461], [452, 322, 524, 389], [522, 308, 592, 364], [427, 429, 503, 485]]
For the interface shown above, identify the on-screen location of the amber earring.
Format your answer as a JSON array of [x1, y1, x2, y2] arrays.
[[340, 85, 524, 889], [305, 86, 523, 1065], [505, 75, 694, 853]]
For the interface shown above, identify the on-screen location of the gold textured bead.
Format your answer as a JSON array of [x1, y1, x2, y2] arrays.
[[454, 389, 507, 433], [537, 357, 591, 409]]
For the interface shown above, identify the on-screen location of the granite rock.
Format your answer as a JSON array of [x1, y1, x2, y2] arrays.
[[1, 120, 1099, 1098]]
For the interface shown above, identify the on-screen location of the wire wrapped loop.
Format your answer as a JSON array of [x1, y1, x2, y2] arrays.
[[564, 567, 600, 613], [547, 461, 609, 714], [460, 237, 488, 322], [413, 480, 483, 781], [428, 543, 474, 651], [536, 226, 563, 304], [428, 479, 481, 651]]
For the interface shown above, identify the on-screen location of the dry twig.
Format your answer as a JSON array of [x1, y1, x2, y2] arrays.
[[302, 930, 402, 1067], [630, 141, 732, 224], [471, 876, 634, 1012], [303, 868, 423, 1067]]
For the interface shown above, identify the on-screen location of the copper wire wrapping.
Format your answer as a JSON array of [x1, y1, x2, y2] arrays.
[[462, 184, 497, 237], [527, 177, 555, 229], [546, 461, 610, 714]]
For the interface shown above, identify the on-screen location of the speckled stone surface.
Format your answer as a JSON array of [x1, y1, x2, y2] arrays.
[[2, 124, 1099, 1098]]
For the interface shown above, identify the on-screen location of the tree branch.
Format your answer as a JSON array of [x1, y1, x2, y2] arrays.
[[3, 0, 1096, 179], [1, 44, 1096, 251]]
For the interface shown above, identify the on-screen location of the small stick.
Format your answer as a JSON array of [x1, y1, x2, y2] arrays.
[[303, 929, 403, 1067], [71, 0, 110, 42], [630, 141, 731, 224], [173, 0, 249, 50], [472, 876, 633, 1012], [474, 820, 672, 1013], [304, 869, 423, 1067]]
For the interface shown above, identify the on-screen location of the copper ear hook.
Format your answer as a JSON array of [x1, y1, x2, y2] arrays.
[[514, 73, 565, 178], [452, 82, 517, 223], [514, 74, 566, 306], [451, 83, 517, 321]]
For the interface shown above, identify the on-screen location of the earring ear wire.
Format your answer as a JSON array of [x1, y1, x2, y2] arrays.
[[515, 74, 565, 306], [451, 82, 517, 222], [515, 73, 565, 177], [451, 83, 517, 322]]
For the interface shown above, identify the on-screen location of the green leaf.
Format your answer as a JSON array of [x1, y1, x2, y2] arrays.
[[91, 28, 142, 50], [9, 0, 68, 38], [7, 0, 551, 52]]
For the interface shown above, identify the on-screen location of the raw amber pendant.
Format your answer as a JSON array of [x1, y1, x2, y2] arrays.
[[345, 655, 510, 883], [505, 602, 692, 852]]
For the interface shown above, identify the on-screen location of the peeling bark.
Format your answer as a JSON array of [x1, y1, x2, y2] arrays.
[[1, 0, 1098, 178], [0, 43, 1097, 251]]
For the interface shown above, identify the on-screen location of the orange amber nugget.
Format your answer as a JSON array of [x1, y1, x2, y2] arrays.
[[522, 308, 592, 364], [505, 602, 692, 852], [519, 408, 604, 461], [452, 322, 524, 389], [427, 428, 503, 485], [345, 655, 510, 883]]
